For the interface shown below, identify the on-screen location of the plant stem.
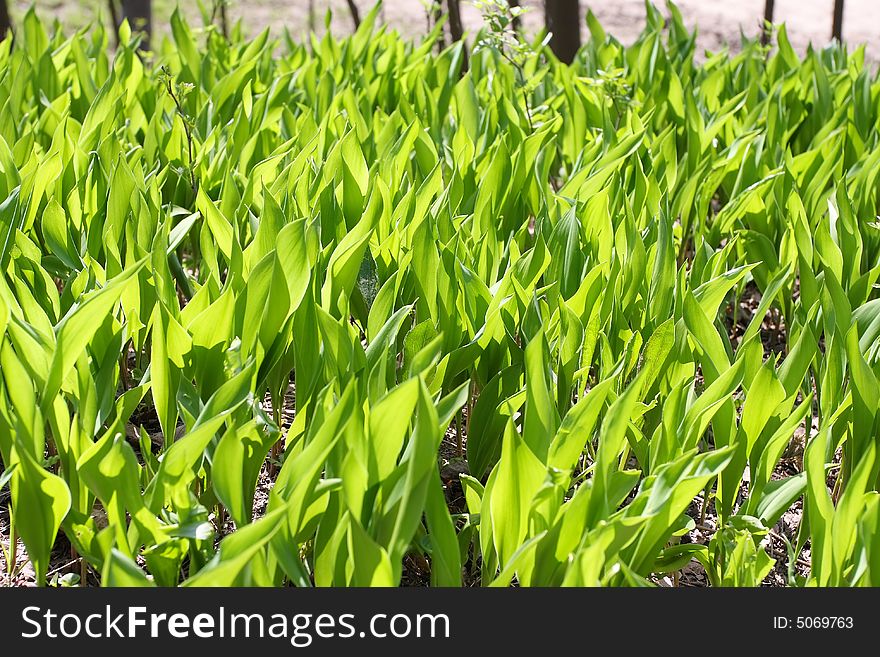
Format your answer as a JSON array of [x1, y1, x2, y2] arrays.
[[107, 0, 120, 46], [164, 77, 198, 196], [344, 0, 361, 30], [8, 516, 16, 582], [699, 484, 710, 525]]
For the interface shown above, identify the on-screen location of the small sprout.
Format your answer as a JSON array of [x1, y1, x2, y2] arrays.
[[49, 572, 81, 587]]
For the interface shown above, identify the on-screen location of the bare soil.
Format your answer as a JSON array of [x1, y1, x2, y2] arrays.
[[12, 0, 880, 61]]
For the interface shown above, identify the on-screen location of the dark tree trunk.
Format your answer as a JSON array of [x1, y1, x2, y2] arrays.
[[344, 0, 361, 30], [447, 0, 468, 72], [447, 0, 464, 43], [434, 5, 446, 51], [107, 0, 120, 44], [122, 0, 151, 50], [831, 0, 844, 41], [0, 0, 11, 39], [219, 2, 228, 39], [107, 0, 119, 27], [761, 0, 774, 45], [509, 0, 521, 31], [545, 0, 580, 64]]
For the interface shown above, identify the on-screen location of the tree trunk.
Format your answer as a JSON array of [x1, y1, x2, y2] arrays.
[[761, 0, 774, 45], [0, 0, 11, 39], [545, 0, 580, 64], [447, 0, 468, 72], [344, 0, 361, 30], [219, 1, 228, 39], [122, 0, 151, 50], [509, 0, 521, 31], [107, 0, 120, 45], [447, 0, 464, 43], [434, 5, 446, 52], [831, 0, 844, 41]]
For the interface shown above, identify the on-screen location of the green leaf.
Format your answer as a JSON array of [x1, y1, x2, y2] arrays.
[[101, 549, 155, 587], [42, 259, 146, 414], [10, 446, 71, 586]]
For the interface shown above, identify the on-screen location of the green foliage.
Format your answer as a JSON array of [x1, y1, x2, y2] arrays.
[[1, 2, 880, 588]]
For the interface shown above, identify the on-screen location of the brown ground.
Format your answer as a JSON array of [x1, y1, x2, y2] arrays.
[[10, 0, 880, 61]]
